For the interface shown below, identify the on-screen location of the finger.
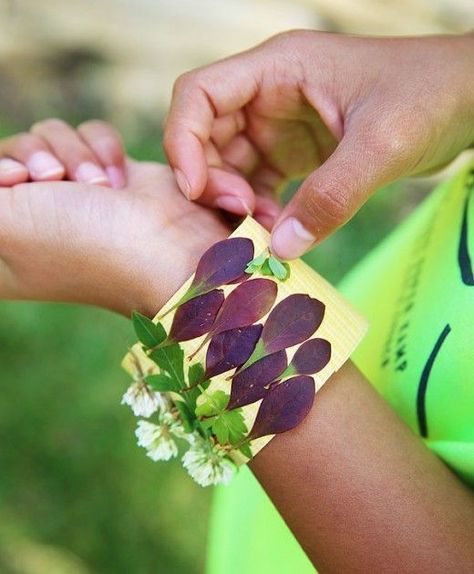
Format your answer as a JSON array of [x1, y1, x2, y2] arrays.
[[248, 163, 284, 198], [210, 111, 246, 148], [254, 195, 282, 231], [0, 133, 65, 181], [0, 158, 29, 186], [163, 51, 260, 200], [271, 129, 401, 259], [220, 134, 260, 177], [197, 166, 255, 216], [77, 120, 127, 189], [31, 119, 109, 186]]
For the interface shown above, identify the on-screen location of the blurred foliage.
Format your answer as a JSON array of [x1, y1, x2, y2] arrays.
[[0, 115, 426, 573]]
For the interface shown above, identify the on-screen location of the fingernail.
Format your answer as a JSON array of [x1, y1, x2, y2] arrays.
[[0, 158, 26, 175], [76, 162, 109, 186], [106, 165, 126, 189], [174, 169, 191, 199], [271, 217, 315, 259], [214, 195, 252, 215], [27, 151, 64, 180]]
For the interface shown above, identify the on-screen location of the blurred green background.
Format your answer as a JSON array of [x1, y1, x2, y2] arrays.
[[0, 1, 473, 573]]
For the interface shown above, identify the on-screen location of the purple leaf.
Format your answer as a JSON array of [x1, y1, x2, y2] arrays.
[[189, 278, 277, 359], [205, 324, 262, 380], [261, 294, 325, 355], [212, 279, 277, 336], [249, 375, 315, 439], [168, 290, 224, 342], [290, 338, 331, 375], [191, 237, 254, 293], [228, 350, 287, 409]]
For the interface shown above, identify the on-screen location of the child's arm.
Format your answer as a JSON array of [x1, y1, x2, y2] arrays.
[[0, 121, 472, 572]]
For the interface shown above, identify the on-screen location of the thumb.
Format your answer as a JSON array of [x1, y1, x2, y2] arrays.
[[270, 131, 400, 259]]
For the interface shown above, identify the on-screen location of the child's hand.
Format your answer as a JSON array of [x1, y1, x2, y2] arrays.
[[0, 119, 127, 188], [164, 32, 474, 258], [0, 121, 231, 316]]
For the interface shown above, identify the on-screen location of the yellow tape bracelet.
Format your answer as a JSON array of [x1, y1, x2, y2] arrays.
[[122, 217, 368, 483]]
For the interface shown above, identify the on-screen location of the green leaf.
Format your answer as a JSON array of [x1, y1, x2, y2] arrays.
[[245, 251, 267, 273], [146, 373, 180, 392], [132, 312, 167, 348], [268, 256, 289, 281], [186, 364, 210, 411], [210, 409, 247, 446], [239, 442, 252, 458], [174, 400, 195, 433], [188, 363, 205, 386], [260, 259, 273, 276], [195, 390, 229, 417], [213, 417, 229, 444], [148, 344, 184, 387]]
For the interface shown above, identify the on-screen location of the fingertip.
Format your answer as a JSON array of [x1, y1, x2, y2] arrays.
[[0, 158, 29, 185], [214, 195, 252, 216], [271, 216, 316, 260], [173, 168, 192, 200], [206, 167, 256, 215], [27, 151, 65, 181], [106, 165, 126, 189]]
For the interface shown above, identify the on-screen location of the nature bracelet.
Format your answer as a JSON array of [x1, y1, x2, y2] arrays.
[[121, 217, 368, 487]]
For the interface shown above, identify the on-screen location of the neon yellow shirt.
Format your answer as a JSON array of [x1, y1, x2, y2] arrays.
[[207, 161, 474, 573]]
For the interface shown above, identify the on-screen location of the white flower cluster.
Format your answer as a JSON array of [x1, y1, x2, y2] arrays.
[[182, 439, 235, 487], [122, 379, 236, 486], [121, 380, 165, 418]]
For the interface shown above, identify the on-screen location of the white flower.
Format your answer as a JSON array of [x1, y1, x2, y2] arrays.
[[182, 440, 236, 487], [121, 381, 166, 418], [160, 410, 190, 441], [135, 420, 178, 461]]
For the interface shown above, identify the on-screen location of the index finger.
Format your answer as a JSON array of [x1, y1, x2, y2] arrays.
[[163, 50, 260, 200]]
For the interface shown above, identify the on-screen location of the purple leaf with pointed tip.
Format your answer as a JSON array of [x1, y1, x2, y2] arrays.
[[191, 237, 254, 292], [212, 279, 277, 336], [169, 290, 224, 342], [290, 338, 331, 375], [249, 375, 315, 439], [228, 350, 287, 409], [262, 294, 325, 354], [205, 324, 262, 380]]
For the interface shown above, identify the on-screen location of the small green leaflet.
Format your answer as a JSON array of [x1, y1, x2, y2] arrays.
[[268, 256, 290, 281], [212, 410, 248, 445], [196, 390, 247, 445], [188, 363, 205, 386], [148, 344, 185, 387], [195, 390, 229, 417], [260, 259, 273, 276], [132, 311, 167, 348], [245, 251, 267, 273], [239, 442, 252, 458], [146, 373, 181, 392], [186, 363, 210, 411], [174, 400, 195, 433], [244, 251, 290, 282]]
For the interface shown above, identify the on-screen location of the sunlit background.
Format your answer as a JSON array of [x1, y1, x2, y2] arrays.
[[0, 1, 473, 572]]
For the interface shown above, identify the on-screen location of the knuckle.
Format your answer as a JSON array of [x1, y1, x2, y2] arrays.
[[31, 118, 67, 133], [11, 132, 44, 154], [173, 71, 196, 94], [303, 186, 350, 231]]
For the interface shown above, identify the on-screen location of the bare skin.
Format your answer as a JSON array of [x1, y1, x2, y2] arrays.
[[163, 32, 474, 258], [0, 121, 473, 572]]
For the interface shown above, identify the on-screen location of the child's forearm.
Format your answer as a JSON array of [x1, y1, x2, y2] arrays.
[[136, 256, 474, 572], [250, 362, 474, 572]]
